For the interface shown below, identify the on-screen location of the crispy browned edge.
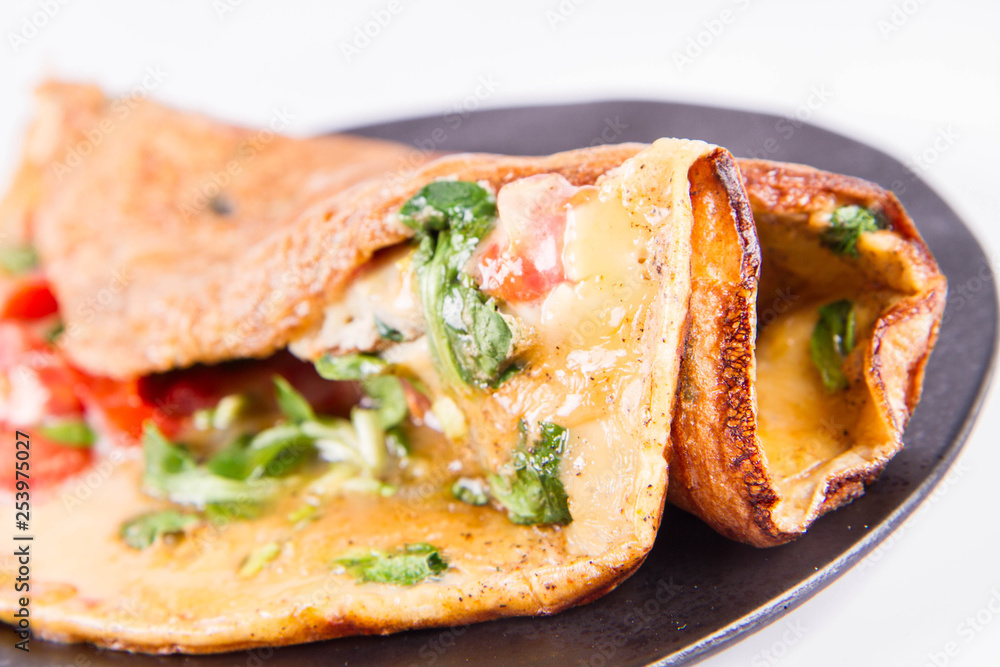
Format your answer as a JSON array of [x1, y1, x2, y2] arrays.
[[669, 158, 946, 548], [666, 152, 767, 543]]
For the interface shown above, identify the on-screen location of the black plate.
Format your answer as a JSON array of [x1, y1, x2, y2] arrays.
[[4, 100, 995, 666]]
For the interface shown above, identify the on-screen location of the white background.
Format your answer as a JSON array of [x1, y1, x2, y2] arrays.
[[1, 1, 998, 665]]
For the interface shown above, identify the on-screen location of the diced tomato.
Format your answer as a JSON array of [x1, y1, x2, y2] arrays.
[[1, 425, 92, 490], [76, 374, 175, 441], [0, 322, 83, 423], [1, 321, 93, 488], [475, 174, 573, 303], [1, 277, 59, 320]]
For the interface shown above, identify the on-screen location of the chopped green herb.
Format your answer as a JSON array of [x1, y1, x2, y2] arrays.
[[349, 408, 388, 472], [238, 542, 281, 578], [45, 322, 65, 345], [489, 421, 572, 525], [452, 477, 489, 506], [287, 503, 320, 524], [193, 394, 249, 431], [141, 423, 276, 508], [333, 542, 448, 586], [341, 476, 397, 496], [810, 300, 857, 393], [314, 353, 407, 430], [315, 353, 388, 381], [140, 374, 406, 514], [120, 510, 199, 550], [374, 316, 405, 342], [0, 245, 38, 275], [384, 426, 409, 458], [821, 205, 884, 257], [399, 180, 497, 232], [399, 181, 515, 390], [204, 501, 262, 523], [37, 418, 95, 448], [361, 374, 407, 430], [246, 424, 313, 477], [273, 376, 316, 424]]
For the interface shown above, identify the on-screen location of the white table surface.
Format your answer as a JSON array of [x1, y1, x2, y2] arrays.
[[1, 1, 997, 665]]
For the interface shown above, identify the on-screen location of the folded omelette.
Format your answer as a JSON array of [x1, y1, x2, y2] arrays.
[[0, 84, 756, 652], [0, 84, 944, 652]]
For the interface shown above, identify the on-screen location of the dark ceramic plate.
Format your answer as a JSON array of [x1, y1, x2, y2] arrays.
[[3, 101, 995, 667]]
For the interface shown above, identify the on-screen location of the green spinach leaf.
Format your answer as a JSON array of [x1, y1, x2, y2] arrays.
[[821, 205, 884, 257], [489, 421, 572, 525], [810, 299, 857, 392], [120, 510, 200, 550], [333, 542, 448, 586], [400, 181, 515, 389]]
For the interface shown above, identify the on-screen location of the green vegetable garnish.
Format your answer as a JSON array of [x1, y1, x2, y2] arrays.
[[821, 205, 884, 257], [120, 510, 200, 550], [238, 542, 281, 578], [287, 503, 320, 525], [37, 418, 95, 448], [810, 299, 857, 393], [46, 322, 65, 345], [273, 376, 316, 424], [333, 543, 448, 586], [204, 501, 262, 523], [489, 421, 572, 525], [315, 354, 408, 430], [0, 245, 39, 275], [138, 371, 407, 528], [374, 316, 405, 342], [314, 353, 388, 381], [452, 477, 489, 506], [142, 423, 277, 508], [399, 181, 515, 390], [193, 394, 249, 431]]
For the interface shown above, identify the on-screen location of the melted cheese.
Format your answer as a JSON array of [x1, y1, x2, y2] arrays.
[[755, 297, 884, 529]]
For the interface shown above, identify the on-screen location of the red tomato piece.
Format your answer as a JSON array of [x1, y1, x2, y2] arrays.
[[1, 425, 92, 490], [1, 277, 59, 320], [77, 374, 174, 441], [475, 173, 574, 303]]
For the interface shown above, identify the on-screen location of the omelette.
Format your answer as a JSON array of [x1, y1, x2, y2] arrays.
[[0, 84, 760, 652]]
